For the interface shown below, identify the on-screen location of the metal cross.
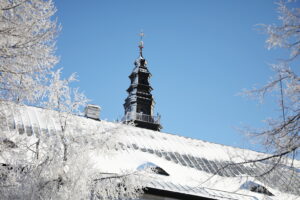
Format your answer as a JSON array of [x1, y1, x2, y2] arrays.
[[139, 30, 144, 57], [139, 30, 144, 42]]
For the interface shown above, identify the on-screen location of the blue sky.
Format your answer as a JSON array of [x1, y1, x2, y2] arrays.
[[53, 0, 288, 150]]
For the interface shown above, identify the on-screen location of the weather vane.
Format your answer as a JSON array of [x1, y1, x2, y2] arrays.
[[139, 30, 144, 57]]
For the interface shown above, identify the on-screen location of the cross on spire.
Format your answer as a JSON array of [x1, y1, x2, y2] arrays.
[[139, 30, 144, 57]]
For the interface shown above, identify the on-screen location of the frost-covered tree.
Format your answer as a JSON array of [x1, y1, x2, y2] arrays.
[[0, 106, 145, 199], [0, 0, 58, 104], [0, 1, 145, 199], [244, 0, 300, 170]]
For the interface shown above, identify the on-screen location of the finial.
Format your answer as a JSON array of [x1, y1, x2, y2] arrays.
[[138, 30, 144, 57]]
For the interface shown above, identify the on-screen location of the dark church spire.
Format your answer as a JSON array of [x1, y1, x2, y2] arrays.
[[122, 32, 162, 131]]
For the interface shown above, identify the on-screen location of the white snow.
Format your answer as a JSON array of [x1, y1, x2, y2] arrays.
[[1, 102, 300, 200]]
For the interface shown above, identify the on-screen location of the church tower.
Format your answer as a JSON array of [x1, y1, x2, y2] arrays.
[[123, 32, 162, 131]]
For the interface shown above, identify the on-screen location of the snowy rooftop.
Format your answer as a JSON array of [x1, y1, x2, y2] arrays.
[[1, 102, 300, 200]]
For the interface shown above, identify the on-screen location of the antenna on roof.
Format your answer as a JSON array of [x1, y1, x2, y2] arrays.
[[139, 30, 144, 57]]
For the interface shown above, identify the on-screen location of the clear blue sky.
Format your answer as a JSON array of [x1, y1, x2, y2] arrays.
[[53, 0, 288, 150]]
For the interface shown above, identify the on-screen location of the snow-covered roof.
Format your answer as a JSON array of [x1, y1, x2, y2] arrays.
[[1, 102, 300, 200]]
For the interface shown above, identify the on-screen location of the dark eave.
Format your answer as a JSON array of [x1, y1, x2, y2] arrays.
[[145, 187, 216, 200]]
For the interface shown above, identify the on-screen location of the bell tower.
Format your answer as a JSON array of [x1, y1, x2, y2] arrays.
[[123, 32, 162, 131]]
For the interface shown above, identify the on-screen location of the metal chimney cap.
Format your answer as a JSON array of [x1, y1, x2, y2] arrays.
[[86, 104, 101, 109]]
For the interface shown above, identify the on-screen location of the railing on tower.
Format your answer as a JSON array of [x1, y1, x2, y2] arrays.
[[122, 112, 160, 125]]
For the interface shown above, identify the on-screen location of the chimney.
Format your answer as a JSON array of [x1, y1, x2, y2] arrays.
[[84, 104, 101, 120]]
